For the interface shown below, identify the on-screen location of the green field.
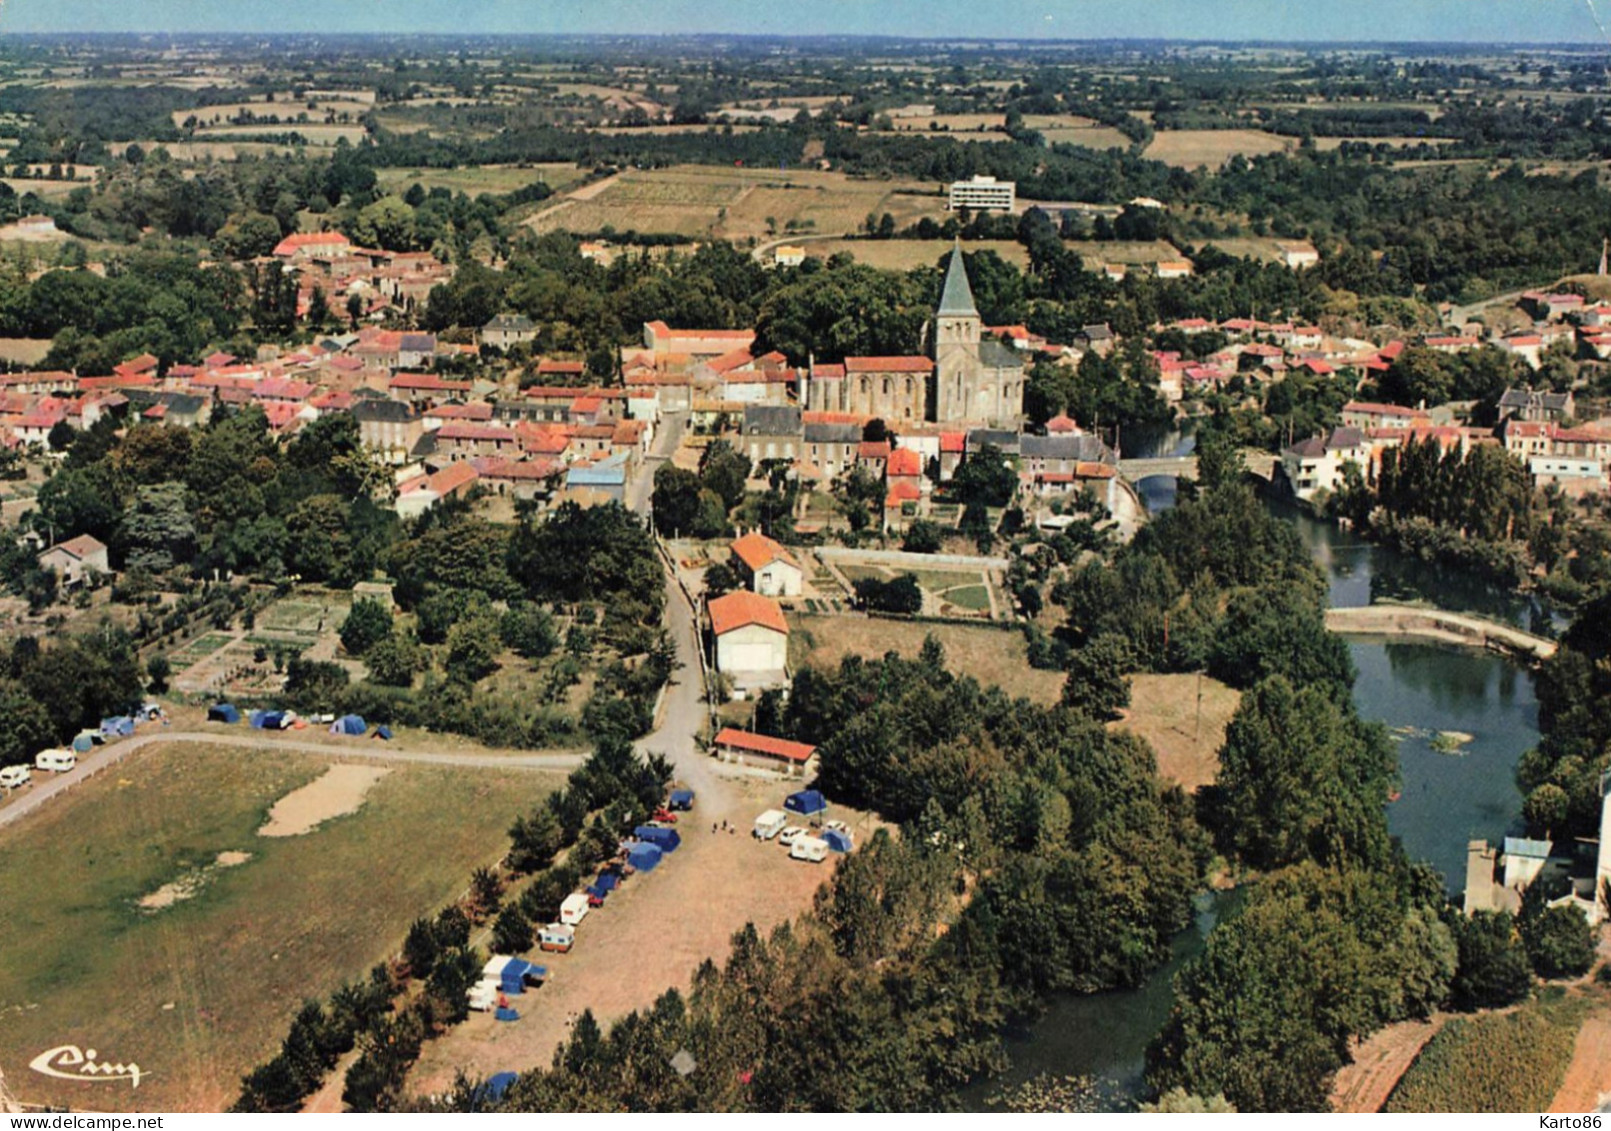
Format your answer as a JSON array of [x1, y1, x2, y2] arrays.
[[0, 744, 548, 1112]]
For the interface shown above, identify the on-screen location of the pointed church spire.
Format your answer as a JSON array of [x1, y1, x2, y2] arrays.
[[938, 241, 979, 318]]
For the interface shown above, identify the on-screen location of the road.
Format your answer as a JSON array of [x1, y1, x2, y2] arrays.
[[0, 730, 582, 833], [1446, 284, 1551, 328], [626, 410, 687, 516]]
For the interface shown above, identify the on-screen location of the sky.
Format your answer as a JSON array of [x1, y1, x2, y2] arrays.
[[1, 0, 1609, 45]]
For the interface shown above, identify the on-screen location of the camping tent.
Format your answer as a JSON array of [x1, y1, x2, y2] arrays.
[[784, 790, 827, 817], [207, 704, 240, 724], [249, 710, 285, 729], [495, 1006, 519, 1022], [100, 716, 135, 738], [330, 714, 366, 736], [634, 826, 681, 852], [627, 843, 663, 873], [668, 789, 695, 811], [71, 733, 94, 753], [373, 725, 393, 741], [593, 871, 620, 894], [823, 829, 853, 853]]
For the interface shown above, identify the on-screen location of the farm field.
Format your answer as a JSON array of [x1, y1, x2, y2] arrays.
[[194, 124, 368, 146], [0, 743, 547, 1112], [525, 165, 945, 243], [375, 163, 590, 197], [1384, 993, 1590, 1113], [1197, 236, 1291, 263], [795, 238, 1029, 273], [1144, 128, 1294, 167], [787, 614, 1063, 702], [1116, 672, 1241, 791], [1066, 239, 1185, 268]]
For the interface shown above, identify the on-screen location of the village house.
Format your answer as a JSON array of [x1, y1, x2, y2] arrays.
[[354, 399, 424, 464], [1497, 387, 1575, 424], [708, 590, 790, 692], [38, 533, 110, 587], [738, 404, 803, 467], [395, 462, 480, 519], [482, 313, 538, 349], [1280, 426, 1371, 502], [1341, 401, 1430, 432], [1278, 241, 1321, 270], [803, 413, 865, 481], [710, 726, 818, 777], [641, 321, 756, 359], [730, 531, 804, 598]]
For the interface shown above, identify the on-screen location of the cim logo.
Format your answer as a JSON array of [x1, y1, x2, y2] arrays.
[[29, 1045, 147, 1089]]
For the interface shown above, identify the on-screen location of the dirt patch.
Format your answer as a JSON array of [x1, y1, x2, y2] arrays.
[[1331, 1014, 1448, 1113], [1550, 1008, 1611, 1114], [258, 765, 390, 837], [1115, 673, 1241, 792], [137, 850, 255, 912]]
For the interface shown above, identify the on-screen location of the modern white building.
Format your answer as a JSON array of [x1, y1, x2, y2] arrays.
[[948, 175, 1016, 212]]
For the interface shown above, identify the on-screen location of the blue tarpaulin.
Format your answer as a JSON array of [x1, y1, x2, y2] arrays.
[[373, 725, 393, 740], [668, 789, 695, 810], [330, 714, 366, 736], [634, 825, 681, 852], [823, 829, 853, 853], [784, 790, 827, 817], [207, 703, 240, 724], [627, 843, 662, 873], [481, 1073, 519, 1103], [100, 716, 135, 738], [594, 871, 619, 893]]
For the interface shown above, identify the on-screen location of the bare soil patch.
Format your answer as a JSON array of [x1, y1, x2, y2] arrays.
[[137, 850, 254, 912], [1331, 1014, 1448, 1113], [1115, 673, 1241, 792], [258, 765, 390, 837], [1550, 1007, 1611, 1114], [1144, 129, 1293, 168]]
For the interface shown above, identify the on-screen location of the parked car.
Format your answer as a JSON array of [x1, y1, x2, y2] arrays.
[[778, 826, 806, 846], [825, 820, 850, 835], [652, 808, 678, 824], [0, 764, 31, 790]]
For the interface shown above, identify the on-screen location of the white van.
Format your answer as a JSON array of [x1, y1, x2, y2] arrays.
[[467, 980, 500, 1012], [753, 809, 788, 841], [34, 750, 76, 773], [559, 892, 590, 927], [538, 923, 575, 953], [790, 836, 830, 863], [0, 764, 31, 789]]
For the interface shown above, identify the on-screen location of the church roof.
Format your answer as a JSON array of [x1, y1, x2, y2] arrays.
[[938, 245, 979, 318]]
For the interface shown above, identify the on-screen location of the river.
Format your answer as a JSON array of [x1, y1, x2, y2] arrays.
[[968, 440, 1542, 1110]]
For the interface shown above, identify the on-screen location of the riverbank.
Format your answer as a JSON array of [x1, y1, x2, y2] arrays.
[[1324, 603, 1557, 663]]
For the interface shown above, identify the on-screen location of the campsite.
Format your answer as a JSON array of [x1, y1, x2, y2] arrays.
[[0, 742, 546, 1112]]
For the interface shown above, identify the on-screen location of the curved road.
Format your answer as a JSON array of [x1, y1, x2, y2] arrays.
[[0, 731, 584, 833]]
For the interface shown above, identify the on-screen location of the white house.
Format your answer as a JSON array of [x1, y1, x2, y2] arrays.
[[38, 534, 109, 587], [709, 591, 789, 691], [730, 532, 803, 598], [1279, 426, 1370, 503]]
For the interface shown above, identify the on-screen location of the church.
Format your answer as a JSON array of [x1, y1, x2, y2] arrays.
[[801, 245, 1023, 429]]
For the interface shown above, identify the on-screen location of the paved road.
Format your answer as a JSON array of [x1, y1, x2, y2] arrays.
[[626, 410, 687, 517], [0, 730, 583, 833]]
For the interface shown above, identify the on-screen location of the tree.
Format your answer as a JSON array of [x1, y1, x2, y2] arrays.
[[122, 482, 198, 573], [445, 613, 501, 684], [340, 598, 393, 657], [853, 573, 922, 615], [703, 561, 741, 598], [698, 440, 751, 511], [950, 443, 1017, 507], [364, 631, 421, 688], [1522, 782, 1571, 838], [500, 602, 559, 660], [651, 465, 703, 537], [1061, 635, 1132, 720], [490, 907, 534, 955], [1518, 893, 1594, 980], [402, 917, 439, 980], [901, 519, 944, 554], [215, 211, 283, 260], [146, 653, 171, 695], [1450, 910, 1532, 1010]]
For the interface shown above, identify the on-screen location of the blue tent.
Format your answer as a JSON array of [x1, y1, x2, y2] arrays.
[[330, 714, 366, 736], [823, 829, 853, 853], [373, 725, 393, 740], [207, 703, 240, 724], [101, 716, 135, 738], [627, 843, 663, 873], [594, 871, 620, 893], [499, 959, 540, 995], [480, 1073, 519, 1103], [249, 710, 285, 729], [584, 882, 610, 904], [634, 825, 681, 852], [71, 733, 94, 753], [668, 789, 695, 810], [784, 790, 827, 817], [495, 1006, 519, 1022]]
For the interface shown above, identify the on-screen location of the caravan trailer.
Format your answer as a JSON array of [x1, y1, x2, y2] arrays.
[[0, 764, 30, 790], [34, 749, 76, 773], [559, 892, 590, 926], [753, 809, 788, 841], [538, 923, 575, 953], [790, 836, 830, 863]]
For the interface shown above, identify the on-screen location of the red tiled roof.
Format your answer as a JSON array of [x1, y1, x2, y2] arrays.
[[712, 727, 816, 764], [708, 590, 788, 636], [858, 441, 891, 460], [731, 532, 794, 573], [887, 447, 924, 477], [843, 356, 934, 373]]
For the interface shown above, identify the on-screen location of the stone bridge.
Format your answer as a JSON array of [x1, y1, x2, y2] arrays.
[[1116, 450, 1279, 483]]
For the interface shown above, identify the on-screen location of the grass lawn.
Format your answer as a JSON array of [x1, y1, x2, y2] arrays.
[[255, 594, 350, 637], [939, 584, 992, 611], [1114, 672, 1241, 792], [788, 614, 1065, 703], [0, 743, 548, 1112]]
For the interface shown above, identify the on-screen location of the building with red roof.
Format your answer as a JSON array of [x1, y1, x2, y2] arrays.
[[711, 727, 818, 776], [708, 590, 789, 686], [730, 532, 803, 597]]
